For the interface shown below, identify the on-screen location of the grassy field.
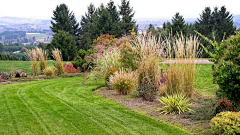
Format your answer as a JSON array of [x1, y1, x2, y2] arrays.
[[0, 77, 189, 135], [0, 61, 56, 75]]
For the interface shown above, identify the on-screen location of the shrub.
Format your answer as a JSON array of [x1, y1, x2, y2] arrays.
[[158, 93, 193, 114], [52, 48, 64, 75], [215, 98, 236, 114], [137, 82, 158, 101], [210, 111, 240, 135], [109, 69, 138, 95], [36, 47, 47, 73], [104, 66, 119, 85], [73, 49, 93, 72], [64, 61, 80, 73], [196, 31, 240, 105], [43, 67, 55, 77]]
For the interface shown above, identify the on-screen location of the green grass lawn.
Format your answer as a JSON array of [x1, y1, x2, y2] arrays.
[[0, 61, 56, 74], [0, 77, 189, 135], [195, 64, 216, 96]]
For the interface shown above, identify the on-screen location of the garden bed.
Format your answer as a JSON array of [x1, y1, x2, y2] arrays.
[[94, 87, 216, 134]]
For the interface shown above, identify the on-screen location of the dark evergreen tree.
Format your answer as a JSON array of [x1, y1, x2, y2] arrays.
[[107, 0, 121, 37], [50, 4, 79, 38], [148, 24, 155, 31], [119, 0, 138, 35], [171, 12, 187, 36], [195, 7, 213, 36], [51, 30, 77, 61], [212, 6, 236, 42], [79, 3, 96, 50], [94, 8, 113, 35], [162, 22, 166, 30], [0, 42, 4, 53]]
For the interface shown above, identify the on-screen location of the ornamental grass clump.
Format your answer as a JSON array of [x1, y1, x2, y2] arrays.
[[43, 67, 55, 77], [163, 34, 200, 98], [26, 49, 39, 76], [36, 47, 47, 73], [158, 93, 193, 114], [52, 48, 64, 75], [109, 69, 138, 95]]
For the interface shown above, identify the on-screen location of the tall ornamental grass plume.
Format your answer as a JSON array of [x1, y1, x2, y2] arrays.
[[109, 69, 139, 95], [130, 35, 165, 95], [164, 33, 200, 98], [26, 48, 39, 75], [52, 48, 64, 75], [36, 47, 47, 73]]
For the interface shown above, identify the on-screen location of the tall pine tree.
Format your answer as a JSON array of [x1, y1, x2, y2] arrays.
[[107, 0, 121, 37], [119, 0, 138, 35], [171, 12, 187, 36]]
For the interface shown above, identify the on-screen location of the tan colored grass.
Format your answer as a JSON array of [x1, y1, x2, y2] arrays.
[[52, 48, 64, 75], [43, 67, 55, 77], [109, 69, 139, 95], [164, 34, 200, 98], [26, 49, 39, 75], [36, 47, 47, 73]]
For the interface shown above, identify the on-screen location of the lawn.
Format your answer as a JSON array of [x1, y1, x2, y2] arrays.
[[0, 77, 189, 135], [0, 61, 56, 74]]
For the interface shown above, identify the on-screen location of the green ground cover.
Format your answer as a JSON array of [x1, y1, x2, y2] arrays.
[[0, 61, 55, 74], [0, 77, 189, 135]]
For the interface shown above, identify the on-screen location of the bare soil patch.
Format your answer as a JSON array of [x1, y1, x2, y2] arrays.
[[93, 87, 213, 134]]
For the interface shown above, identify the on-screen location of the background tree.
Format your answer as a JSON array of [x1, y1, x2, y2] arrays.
[[50, 4, 79, 41], [171, 12, 188, 36], [107, 0, 121, 37], [119, 0, 138, 35], [79, 3, 96, 50], [0, 42, 4, 53], [37, 42, 46, 50], [51, 30, 77, 61]]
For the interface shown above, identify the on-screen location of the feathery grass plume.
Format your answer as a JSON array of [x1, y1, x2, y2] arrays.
[[109, 69, 139, 95], [164, 33, 200, 98], [36, 47, 47, 73], [52, 48, 64, 75], [130, 34, 166, 95], [26, 48, 39, 76]]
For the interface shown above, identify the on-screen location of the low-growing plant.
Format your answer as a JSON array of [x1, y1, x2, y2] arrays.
[[137, 82, 158, 101], [52, 48, 64, 75], [43, 67, 55, 77], [104, 66, 120, 86], [64, 61, 80, 73], [210, 111, 240, 135], [73, 49, 93, 72], [158, 93, 193, 114], [215, 98, 236, 114], [109, 69, 138, 95]]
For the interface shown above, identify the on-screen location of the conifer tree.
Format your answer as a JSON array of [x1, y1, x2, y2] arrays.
[[94, 8, 113, 35], [107, 0, 121, 37], [171, 12, 187, 36], [50, 4, 79, 37], [51, 30, 77, 61], [119, 0, 138, 35]]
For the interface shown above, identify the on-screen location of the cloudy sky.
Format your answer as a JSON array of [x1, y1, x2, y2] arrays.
[[0, 0, 239, 20]]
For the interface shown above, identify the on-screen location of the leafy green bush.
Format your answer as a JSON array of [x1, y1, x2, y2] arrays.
[[43, 67, 55, 77], [73, 49, 93, 72], [109, 70, 138, 95], [210, 111, 240, 135], [196, 31, 240, 105], [158, 94, 193, 114]]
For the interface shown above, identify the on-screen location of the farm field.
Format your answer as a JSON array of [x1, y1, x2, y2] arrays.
[[0, 77, 189, 135]]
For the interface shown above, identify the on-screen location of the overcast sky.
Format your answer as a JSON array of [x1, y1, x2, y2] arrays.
[[0, 0, 239, 20]]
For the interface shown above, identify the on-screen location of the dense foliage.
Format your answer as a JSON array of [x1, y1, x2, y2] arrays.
[[210, 111, 240, 135], [73, 49, 93, 72]]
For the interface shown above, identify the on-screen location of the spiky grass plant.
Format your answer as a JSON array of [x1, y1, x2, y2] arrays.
[[163, 34, 200, 98], [52, 48, 64, 75], [26, 49, 39, 76], [158, 93, 193, 114], [36, 47, 47, 73], [109, 69, 138, 95]]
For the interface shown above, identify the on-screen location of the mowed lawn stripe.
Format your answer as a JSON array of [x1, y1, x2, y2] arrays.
[[0, 77, 190, 135]]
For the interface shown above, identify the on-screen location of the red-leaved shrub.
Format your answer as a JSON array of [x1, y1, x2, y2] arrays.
[[64, 61, 80, 73]]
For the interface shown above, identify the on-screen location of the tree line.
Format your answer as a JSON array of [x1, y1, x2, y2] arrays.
[[48, 0, 137, 61]]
